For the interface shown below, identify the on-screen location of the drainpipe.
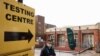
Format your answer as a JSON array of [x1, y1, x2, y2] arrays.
[[79, 26, 82, 52], [55, 28, 57, 48]]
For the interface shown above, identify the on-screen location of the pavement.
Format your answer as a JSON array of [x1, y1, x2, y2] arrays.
[[34, 48, 100, 56], [35, 48, 73, 56], [77, 50, 100, 56]]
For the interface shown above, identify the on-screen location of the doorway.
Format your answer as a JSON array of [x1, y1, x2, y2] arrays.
[[82, 33, 94, 50]]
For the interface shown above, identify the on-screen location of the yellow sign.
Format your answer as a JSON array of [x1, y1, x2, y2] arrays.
[[0, 0, 35, 56]]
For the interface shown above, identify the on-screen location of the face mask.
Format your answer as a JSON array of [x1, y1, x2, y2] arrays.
[[47, 43, 52, 47]]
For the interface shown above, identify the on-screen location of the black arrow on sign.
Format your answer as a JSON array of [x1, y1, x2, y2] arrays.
[[4, 30, 33, 43]]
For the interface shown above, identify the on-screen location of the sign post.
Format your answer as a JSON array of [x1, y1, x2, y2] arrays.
[[0, 0, 35, 56]]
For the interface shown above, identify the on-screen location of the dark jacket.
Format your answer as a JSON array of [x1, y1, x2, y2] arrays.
[[40, 46, 56, 56]]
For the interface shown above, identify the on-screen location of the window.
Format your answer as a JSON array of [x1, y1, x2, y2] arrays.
[[36, 37, 44, 42], [49, 35, 55, 47], [38, 22, 41, 24], [39, 27, 41, 30], [82, 33, 94, 48], [58, 35, 66, 47]]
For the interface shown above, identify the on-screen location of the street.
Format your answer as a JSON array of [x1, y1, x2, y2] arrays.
[[34, 48, 100, 56], [35, 48, 73, 56]]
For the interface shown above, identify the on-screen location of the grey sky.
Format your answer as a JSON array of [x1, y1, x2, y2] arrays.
[[24, 0, 100, 27]]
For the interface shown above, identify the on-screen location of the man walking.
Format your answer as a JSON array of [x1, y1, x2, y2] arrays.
[[40, 40, 56, 56]]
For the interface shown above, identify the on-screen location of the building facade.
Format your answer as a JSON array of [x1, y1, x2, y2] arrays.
[[45, 23, 100, 52], [35, 15, 45, 38], [35, 15, 56, 48], [35, 15, 45, 47]]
